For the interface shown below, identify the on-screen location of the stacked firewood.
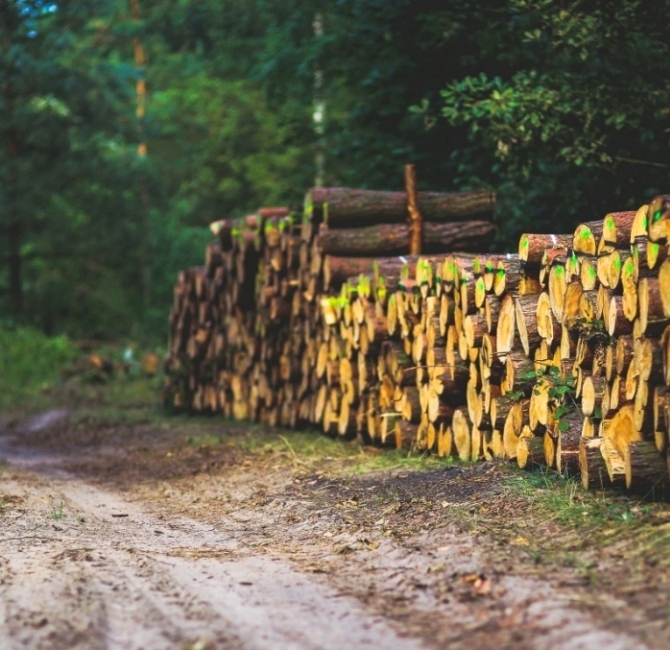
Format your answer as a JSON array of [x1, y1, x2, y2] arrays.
[[166, 183, 670, 495]]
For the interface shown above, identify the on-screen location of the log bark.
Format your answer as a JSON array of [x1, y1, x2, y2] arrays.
[[305, 187, 495, 228], [316, 221, 496, 256], [624, 440, 668, 493]]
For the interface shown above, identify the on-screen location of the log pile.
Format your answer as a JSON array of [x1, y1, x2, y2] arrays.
[[165, 183, 670, 498]]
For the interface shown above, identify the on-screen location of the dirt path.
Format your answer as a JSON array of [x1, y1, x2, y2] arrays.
[[0, 408, 667, 649]]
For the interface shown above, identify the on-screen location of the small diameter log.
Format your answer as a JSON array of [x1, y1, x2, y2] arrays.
[[493, 256, 522, 296], [536, 292, 561, 345], [647, 195, 670, 243], [518, 233, 572, 269], [600, 438, 627, 486], [496, 294, 517, 362], [394, 420, 417, 450], [599, 211, 637, 253], [579, 438, 609, 490], [437, 424, 453, 458], [629, 204, 649, 244], [544, 431, 557, 468], [638, 277, 668, 335], [502, 401, 528, 459], [573, 220, 603, 255], [581, 376, 607, 417], [453, 409, 473, 461], [625, 441, 668, 493], [548, 265, 568, 322], [514, 294, 541, 356], [556, 411, 583, 477], [658, 259, 670, 318], [516, 431, 545, 469], [306, 187, 495, 228]]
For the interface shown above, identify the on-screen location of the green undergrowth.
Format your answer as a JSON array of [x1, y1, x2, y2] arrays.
[[0, 325, 76, 410], [500, 467, 670, 568], [186, 425, 457, 476]]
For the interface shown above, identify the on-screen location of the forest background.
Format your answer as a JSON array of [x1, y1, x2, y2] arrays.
[[0, 0, 668, 349]]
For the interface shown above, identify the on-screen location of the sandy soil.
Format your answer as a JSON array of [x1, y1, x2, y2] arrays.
[[0, 407, 669, 649]]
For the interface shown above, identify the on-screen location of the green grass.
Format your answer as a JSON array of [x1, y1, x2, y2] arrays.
[[0, 325, 76, 410], [506, 469, 623, 524], [51, 502, 65, 520]]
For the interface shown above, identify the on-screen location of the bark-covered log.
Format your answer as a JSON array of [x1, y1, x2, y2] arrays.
[[316, 220, 496, 256], [624, 440, 668, 493], [305, 187, 495, 228]]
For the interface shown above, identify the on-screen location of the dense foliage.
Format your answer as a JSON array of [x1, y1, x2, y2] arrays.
[[0, 0, 668, 341]]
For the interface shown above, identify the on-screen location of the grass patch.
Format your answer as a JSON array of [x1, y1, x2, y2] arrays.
[[0, 325, 76, 409], [503, 468, 653, 531], [227, 426, 457, 476], [51, 502, 65, 520]]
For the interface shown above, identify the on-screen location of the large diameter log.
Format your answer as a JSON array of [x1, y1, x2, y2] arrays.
[[624, 441, 668, 493], [602, 405, 641, 457], [316, 220, 496, 256], [306, 187, 495, 228]]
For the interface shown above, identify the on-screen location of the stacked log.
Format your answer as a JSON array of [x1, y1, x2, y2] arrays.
[[166, 184, 670, 498]]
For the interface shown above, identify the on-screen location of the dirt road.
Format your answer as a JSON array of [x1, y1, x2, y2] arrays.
[[0, 406, 668, 649]]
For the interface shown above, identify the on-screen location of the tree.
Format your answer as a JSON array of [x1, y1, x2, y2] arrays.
[[434, 0, 670, 245]]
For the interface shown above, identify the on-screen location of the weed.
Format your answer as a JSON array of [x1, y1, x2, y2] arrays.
[[51, 502, 66, 520]]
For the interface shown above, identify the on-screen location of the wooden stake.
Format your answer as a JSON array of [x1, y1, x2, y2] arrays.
[[405, 164, 423, 256]]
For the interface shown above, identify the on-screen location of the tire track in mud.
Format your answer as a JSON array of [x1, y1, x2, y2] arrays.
[[0, 416, 657, 650], [0, 436, 425, 650]]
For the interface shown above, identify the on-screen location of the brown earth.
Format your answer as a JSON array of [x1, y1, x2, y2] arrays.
[[1, 384, 670, 649]]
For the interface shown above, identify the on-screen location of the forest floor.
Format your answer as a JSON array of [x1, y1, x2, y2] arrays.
[[1, 379, 670, 649]]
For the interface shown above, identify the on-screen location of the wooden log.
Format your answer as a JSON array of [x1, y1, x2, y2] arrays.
[[572, 220, 603, 255], [518, 233, 572, 270], [516, 432, 545, 469], [625, 441, 668, 493], [579, 437, 610, 490], [315, 220, 496, 257], [600, 437, 626, 486], [514, 294, 542, 356], [305, 187, 496, 228], [453, 409, 473, 461], [599, 211, 637, 254], [556, 411, 582, 476], [647, 195, 670, 242]]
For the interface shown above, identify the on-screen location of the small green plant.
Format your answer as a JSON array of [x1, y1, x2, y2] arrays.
[[573, 316, 615, 346], [508, 366, 578, 432], [51, 502, 66, 520]]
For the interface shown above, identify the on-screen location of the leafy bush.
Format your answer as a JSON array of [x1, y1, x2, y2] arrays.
[[0, 325, 76, 409]]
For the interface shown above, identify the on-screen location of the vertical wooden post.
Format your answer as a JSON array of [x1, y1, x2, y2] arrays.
[[405, 164, 423, 255]]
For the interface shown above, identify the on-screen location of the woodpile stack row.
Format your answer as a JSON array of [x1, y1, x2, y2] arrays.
[[165, 183, 670, 496]]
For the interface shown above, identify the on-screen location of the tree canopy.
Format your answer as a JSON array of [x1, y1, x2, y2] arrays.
[[0, 0, 668, 341]]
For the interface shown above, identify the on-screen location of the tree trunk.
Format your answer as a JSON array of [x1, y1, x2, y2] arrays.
[[3, 24, 21, 315]]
